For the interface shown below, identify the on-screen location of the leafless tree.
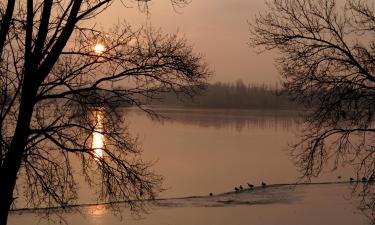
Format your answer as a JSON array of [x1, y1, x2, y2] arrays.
[[0, 1, 209, 224], [249, 0, 375, 220]]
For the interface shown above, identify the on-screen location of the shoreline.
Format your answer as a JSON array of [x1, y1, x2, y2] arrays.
[[10, 180, 364, 213]]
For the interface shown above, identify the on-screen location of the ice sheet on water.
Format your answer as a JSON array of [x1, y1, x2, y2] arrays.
[[9, 182, 367, 225], [10, 181, 355, 212], [154, 183, 303, 208]]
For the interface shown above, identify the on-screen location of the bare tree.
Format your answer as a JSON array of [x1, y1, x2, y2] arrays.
[[249, 0, 375, 219], [0, 1, 209, 224]]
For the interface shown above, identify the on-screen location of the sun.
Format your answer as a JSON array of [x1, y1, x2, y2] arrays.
[[93, 43, 106, 54]]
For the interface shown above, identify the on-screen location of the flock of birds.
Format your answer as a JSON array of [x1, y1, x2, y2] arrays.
[[346, 176, 374, 183], [207, 176, 375, 196], [233, 182, 266, 192], [208, 182, 267, 196]]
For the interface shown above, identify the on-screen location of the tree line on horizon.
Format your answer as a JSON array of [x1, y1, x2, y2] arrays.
[[149, 80, 301, 110]]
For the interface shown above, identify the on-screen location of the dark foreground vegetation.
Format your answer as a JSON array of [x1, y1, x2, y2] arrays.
[[250, 0, 375, 222]]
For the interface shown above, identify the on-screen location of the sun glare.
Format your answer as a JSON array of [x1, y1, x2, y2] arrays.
[[92, 111, 105, 159], [93, 43, 106, 54]]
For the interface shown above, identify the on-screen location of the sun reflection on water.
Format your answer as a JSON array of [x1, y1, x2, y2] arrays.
[[90, 205, 107, 217], [92, 110, 105, 159]]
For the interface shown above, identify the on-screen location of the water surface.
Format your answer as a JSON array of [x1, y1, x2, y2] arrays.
[[126, 108, 352, 197], [9, 108, 363, 225], [9, 183, 368, 225]]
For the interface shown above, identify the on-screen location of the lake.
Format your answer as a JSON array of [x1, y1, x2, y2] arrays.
[[8, 108, 368, 225], [126, 107, 353, 197]]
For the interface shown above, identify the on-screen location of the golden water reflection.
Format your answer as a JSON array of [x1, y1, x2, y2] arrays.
[[92, 111, 105, 159], [90, 205, 107, 217]]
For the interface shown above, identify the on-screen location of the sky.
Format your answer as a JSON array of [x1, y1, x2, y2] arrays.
[[95, 0, 279, 84], [94, 0, 349, 84]]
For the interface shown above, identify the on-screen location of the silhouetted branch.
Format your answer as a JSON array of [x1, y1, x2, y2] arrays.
[[0, 1, 209, 224], [250, 0, 375, 219]]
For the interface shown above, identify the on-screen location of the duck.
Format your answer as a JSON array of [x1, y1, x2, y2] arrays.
[[247, 183, 254, 189], [209, 193, 213, 196], [261, 182, 267, 187], [362, 177, 367, 182], [350, 177, 355, 182], [239, 185, 244, 190], [235, 187, 240, 192]]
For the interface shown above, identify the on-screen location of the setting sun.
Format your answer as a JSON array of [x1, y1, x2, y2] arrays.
[[93, 43, 106, 54]]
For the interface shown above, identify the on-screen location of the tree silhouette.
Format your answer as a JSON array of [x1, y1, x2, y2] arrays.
[[150, 81, 299, 109], [249, 0, 375, 219], [0, 1, 209, 224]]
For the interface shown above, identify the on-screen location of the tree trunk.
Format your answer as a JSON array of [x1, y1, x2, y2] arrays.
[[0, 89, 36, 225]]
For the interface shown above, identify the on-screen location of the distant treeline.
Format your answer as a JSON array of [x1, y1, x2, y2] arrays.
[[151, 80, 301, 110], [71, 81, 301, 110]]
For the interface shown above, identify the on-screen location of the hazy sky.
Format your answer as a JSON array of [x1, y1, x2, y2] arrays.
[[94, 0, 277, 84], [96, 0, 346, 84]]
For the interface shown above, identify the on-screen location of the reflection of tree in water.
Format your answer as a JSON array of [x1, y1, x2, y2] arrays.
[[129, 108, 300, 132]]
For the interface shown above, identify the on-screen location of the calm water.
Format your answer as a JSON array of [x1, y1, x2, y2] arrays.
[[9, 108, 365, 225], [125, 107, 352, 198]]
